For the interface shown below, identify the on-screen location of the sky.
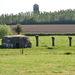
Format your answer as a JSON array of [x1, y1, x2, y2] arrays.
[[0, 0, 75, 15]]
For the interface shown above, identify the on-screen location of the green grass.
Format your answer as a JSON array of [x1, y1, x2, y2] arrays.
[[0, 36, 75, 75], [0, 55, 75, 75]]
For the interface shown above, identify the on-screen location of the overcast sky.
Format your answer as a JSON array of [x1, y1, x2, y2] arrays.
[[0, 0, 75, 15]]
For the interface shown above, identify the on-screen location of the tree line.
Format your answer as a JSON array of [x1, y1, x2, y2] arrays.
[[0, 9, 75, 25]]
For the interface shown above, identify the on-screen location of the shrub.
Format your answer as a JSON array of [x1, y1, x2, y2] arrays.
[[0, 24, 12, 38], [13, 24, 22, 34], [64, 52, 72, 55]]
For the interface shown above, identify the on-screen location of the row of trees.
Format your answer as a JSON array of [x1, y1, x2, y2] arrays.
[[0, 9, 75, 25]]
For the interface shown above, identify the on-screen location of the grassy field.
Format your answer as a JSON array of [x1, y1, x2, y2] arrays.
[[0, 36, 75, 75]]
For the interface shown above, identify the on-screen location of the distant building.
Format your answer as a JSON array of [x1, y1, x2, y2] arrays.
[[33, 4, 39, 12], [2, 35, 32, 48]]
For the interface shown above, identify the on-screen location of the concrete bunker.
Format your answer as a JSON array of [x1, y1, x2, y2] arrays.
[[2, 35, 32, 48]]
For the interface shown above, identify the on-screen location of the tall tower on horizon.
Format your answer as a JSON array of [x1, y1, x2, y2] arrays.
[[33, 4, 39, 12]]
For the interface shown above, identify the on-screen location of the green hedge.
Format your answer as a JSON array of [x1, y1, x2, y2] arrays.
[[23, 33, 75, 36]]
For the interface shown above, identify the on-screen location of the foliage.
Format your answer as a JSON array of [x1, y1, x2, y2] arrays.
[[0, 24, 11, 38], [13, 24, 22, 34], [24, 33, 75, 36], [0, 9, 75, 24]]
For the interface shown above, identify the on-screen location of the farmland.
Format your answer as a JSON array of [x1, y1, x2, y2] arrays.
[[0, 36, 75, 75], [9, 24, 75, 33], [1, 24, 75, 75]]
